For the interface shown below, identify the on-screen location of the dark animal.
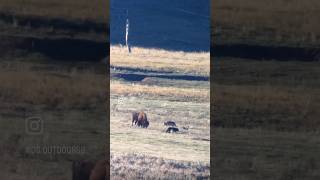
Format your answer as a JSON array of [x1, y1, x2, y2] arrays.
[[164, 121, 176, 127], [72, 159, 108, 180], [89, 159, 108, 180], [72, 160, 95, 180], [132, 112, 139, 126], [137, 112, 149, 128], [166, 127, 179, 133], [140, 119, 149, 128], [132, 111, 149, 128]]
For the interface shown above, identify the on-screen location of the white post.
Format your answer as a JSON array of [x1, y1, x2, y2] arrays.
[[125, 10, 131, 53]]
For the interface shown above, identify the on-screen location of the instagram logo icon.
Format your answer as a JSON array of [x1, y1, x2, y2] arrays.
[[25, 116, 43, 135]]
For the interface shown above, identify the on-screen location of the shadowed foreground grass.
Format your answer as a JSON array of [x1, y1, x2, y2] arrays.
[[213, 128, 320, 180], [111, 153, 210, 179]]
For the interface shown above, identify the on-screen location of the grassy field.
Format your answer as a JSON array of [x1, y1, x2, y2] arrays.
[[0, 59, 108, 179], [211, 46, 320, 180], [213, 58, 320, 131], [213, 128, 320, 180], [111, 153, 210, 179], [110, 46, 210, 179], [212, 57, 320, 180], [0, 61, 107, 108], [212, 0, 320, 179], [0, 1, 108, 179], [110, 46, 210, 76]]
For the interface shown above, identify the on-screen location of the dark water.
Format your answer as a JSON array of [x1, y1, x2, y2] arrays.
[[212, 44, 320, 61], [110, 0, 210, 52], [1, 36, 108, 62], [111, 72, 209, 82]]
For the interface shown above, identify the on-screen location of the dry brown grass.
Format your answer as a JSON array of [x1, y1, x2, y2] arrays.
[[213, 128, 320, 180], [0, 0, 108, 23], [213, 84, 320, 130], [212, 58, 320, 131], [111, 80, 209, 102], [0, 62, 107, 109], [212, 58, 320, 179], [214, 84, 318, 110], [110, 46, 210, 76], [111, 153, 210, 180], [0, 60, 107, 179]]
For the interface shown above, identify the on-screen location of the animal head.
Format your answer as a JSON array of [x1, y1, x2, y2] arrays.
[[138, 112, 147, 120]]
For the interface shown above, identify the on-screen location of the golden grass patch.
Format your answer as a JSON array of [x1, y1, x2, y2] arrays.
[[111, 80, 209, 102], [110, 46, 210, 76], [0, 63, 107, 109]]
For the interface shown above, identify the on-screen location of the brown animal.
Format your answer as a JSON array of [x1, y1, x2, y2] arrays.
[[137, 112, 149, 128], [132, 111, 149, 128]]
